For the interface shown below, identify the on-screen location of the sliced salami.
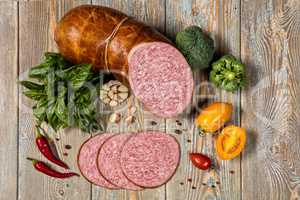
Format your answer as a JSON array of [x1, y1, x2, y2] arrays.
[[77, 133, 118, 189], [128, 42, 194, 118], [97, 133, 142, 190], [120, 131, 180, 188]]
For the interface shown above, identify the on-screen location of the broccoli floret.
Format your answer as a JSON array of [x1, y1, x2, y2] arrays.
[[176, 26, 215, 70]]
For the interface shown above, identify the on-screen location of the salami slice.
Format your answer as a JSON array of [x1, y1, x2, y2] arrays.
[[97, 133, 142, 190], [128, 42, 194, 118], [120, 131, 180, 188], [77, 133, 118, 189]]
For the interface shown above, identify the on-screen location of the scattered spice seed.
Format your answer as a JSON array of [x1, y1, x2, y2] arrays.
[[187, 139, 191, 143], [199, 131, 205, 137], [55, 138, 60, 141], [216, 181, 220, 185], [66, 184, 70, 187], [230, 170, 235, 174], [202, 183, 206, 186], [150, 121, 157, 125], [59, 190, 64, 195], [65, 145, 72, 150], [63, 153, 68, 156], [180, 182, 184, 185], [192, 186, 196, 189], [174, 129, 182, 134], [211, 185, 216, 188], [187, 178, 192, 182], [176, 120, 182, 126]]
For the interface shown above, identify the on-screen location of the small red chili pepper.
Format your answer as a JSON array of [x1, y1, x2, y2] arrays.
[[27, 158, 79, 179], [35, 126, 69, 169]]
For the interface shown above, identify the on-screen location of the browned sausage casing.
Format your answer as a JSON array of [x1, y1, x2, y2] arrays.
[[55, 5, 169, 78]]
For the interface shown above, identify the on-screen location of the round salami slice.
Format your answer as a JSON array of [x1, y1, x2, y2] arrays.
[[97, 133, 142, 190], [128, 42, 194, 118], [77, 133, 118, 189], [120, 131, 180, 188]]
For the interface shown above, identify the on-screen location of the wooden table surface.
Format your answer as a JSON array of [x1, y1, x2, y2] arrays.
[[1, 0, 300, 199]]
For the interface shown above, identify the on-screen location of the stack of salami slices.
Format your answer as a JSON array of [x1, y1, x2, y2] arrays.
[[78, 131, 180, 190]]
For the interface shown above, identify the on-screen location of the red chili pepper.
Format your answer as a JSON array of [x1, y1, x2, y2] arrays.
[[27, 158, 79, 179], [35, 126, 69, 169]]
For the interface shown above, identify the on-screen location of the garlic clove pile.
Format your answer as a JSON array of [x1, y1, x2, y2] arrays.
[[100, 80, 129, 107]]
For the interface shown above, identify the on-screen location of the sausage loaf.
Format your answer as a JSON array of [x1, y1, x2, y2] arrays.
[[55, 5, 193, 117]]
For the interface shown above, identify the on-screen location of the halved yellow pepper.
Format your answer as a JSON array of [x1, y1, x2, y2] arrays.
[[216, 125, 246, 160], [195, 102, 233, 133]]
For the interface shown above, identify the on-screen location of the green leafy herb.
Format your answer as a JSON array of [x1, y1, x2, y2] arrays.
[[209, 55, 246, 92], [19, 52, 103, 133], [176, 26, 215, 70]]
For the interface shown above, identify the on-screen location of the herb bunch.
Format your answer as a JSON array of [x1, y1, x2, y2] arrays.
[[20, 52, 103, 133]]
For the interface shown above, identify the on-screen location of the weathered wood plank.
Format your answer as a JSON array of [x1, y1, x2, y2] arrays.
[[91, 1, 166, 200], [165, 0, 241, 200], [19, 2, 51, 199], [241, 0, 300, 199], [0, 1, 18, 200], [18, 1, 91, 200], [211, 1, 241, 200]]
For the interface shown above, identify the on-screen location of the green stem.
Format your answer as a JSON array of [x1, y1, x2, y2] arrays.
[[26, 157, 38, 165]]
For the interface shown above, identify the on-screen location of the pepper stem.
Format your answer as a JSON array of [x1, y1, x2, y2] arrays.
[[26, 157, 38, 165], [35, 125, 46, 138]]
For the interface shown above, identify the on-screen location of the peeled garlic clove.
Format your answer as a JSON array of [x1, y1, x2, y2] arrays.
[[99, 80, 129, 107], [101, 84, 110, 91], [100, 88, 108, 94], [125, 115, 135, 124], [118, 92, 128, 101], [109, 80, 121, 86], [109, 100, 118, 107], [111, 85, 118, 92], [109, 113, 121, 123], [112, 94, 118, 101], [102, 97, 110, 104], [129, 106, 137, 115], [108, 90, 115, 99], [118, 85, 128, 93], [100, 90, 107, 99]]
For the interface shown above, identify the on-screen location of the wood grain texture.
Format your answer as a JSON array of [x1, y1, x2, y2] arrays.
[[18, 1, 91, 200], [3, 0, 299, 199], [91, 1, 166, 200], [0, 2, 18, 200], [241, 0, 300, 199], [165, 1, 241, 200], [19, 2, 51, 199], [211, 1, 241, 200]]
